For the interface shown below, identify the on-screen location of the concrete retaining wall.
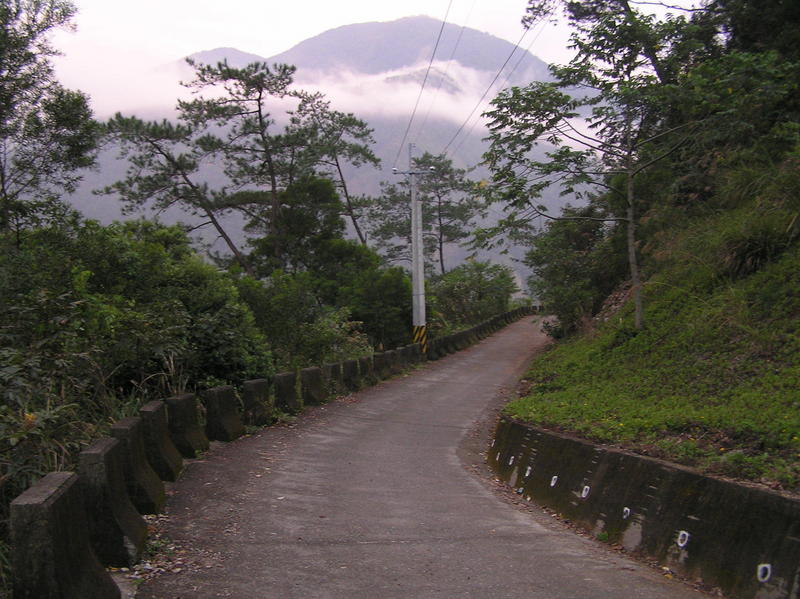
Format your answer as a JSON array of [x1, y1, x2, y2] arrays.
[[489, 416, 800, 599]]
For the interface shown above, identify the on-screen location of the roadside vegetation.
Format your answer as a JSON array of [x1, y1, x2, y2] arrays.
[[489, 0, 800, 491]]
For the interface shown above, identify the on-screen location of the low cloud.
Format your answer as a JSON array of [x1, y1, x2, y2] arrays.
[[295, 60, 506, 126]]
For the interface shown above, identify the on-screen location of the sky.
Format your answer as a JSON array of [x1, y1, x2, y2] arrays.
[[53, 0, 569, 65], [51, 0, 574, 116]]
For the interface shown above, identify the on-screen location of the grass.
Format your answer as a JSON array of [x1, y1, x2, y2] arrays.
[[508, 201, 800, 491]]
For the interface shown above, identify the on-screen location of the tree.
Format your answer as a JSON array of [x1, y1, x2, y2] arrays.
[[105, 59, 378, 270], [179, 61, 379, 252], [524, 203, 627, 336], [292, 92, 380, 245], [428, 261, 519, 330], [483, 1, 702, 330], [367, 152, 482, 274], [103, 115, 253, 274], [243, 177, 346, 275], [0, 0, 100, 238]]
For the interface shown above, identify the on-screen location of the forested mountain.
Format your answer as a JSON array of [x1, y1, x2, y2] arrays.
[[265, 16, 548, 81]]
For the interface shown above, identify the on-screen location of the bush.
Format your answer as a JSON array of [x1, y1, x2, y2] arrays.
[[428, 261, 519, 334], [0, 218, 273, 541]]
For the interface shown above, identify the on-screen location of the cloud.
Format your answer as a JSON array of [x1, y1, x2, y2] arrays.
[[292, 60, 508, 126]]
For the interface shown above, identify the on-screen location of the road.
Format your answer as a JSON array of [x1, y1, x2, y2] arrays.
[[136, 318, 706, 599]]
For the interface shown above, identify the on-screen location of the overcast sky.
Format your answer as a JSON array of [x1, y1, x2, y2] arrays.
[[52, 0, 569, 65], [51, 0, 575, 113]]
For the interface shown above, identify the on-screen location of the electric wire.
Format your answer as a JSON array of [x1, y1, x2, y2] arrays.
[[412, 0, 478, 148], [447, 20, 546, 159], [391, 0, 455, 170], [439, 25, 530, 158]]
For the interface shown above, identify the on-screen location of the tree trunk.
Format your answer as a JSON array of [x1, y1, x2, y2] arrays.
[[626, 170, 643, 330], [203, 204, 255, 278], [334, 155, 367, 245]]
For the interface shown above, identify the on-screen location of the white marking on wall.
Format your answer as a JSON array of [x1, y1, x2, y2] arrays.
[[757, 564, 772, 583]]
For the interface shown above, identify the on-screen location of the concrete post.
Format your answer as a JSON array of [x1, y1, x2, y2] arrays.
[[201, 386, 245, 442], [110, 417, 165, 514], [139, 401, 183, 481], [11, 472, 121, 599], [274, 372, 300, 413], [341, 359, 360, 391], [78, 438, 147, 566], [242, 378, 273, 426], [301, 367, 327, 405], [165, 393, 209, 458]]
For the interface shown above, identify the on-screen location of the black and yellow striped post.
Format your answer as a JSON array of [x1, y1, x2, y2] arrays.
[[412, 325, 428, 355]]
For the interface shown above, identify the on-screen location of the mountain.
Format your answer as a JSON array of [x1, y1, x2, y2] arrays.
[[265, 16, 549, 84], [69, 16, 559, 276]]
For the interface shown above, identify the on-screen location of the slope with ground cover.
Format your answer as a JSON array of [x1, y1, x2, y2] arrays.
[[507, 190, 800, 490]]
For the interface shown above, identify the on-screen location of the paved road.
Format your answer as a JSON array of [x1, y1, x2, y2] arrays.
[[137, 318, 706, 599]]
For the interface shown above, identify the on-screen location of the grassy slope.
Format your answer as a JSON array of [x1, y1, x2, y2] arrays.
[[507, 201, 800, 490]]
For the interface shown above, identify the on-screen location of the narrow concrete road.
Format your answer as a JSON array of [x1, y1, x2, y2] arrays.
[[137, 318, 706, 599]]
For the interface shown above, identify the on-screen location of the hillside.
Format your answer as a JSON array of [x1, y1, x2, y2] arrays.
[[507, 182, 800, 492]]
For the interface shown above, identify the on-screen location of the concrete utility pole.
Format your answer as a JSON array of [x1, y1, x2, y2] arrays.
[[393, 143, 433, 354]]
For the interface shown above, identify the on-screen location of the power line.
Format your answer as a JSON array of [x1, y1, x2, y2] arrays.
[[439, 25, 530, 158], [448, 20, 546, 159], [412, 0, 478, 146], [392, 0, 455, 170]]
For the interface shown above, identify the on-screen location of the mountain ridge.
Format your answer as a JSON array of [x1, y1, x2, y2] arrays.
[[188, 16, 549, 85]]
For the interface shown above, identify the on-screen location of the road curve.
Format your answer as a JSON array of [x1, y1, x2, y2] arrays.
[[137, 318, 706, 599]]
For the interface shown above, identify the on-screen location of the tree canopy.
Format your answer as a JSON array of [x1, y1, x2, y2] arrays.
[[0, 0, 101, 238]]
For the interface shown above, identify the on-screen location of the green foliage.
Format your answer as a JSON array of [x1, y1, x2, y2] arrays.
[[302, 238, 412, 349], [0, 218, 273, 542], [507, 180, 800, 488], [0, 0, 101, 235], [342, 266, 412, 350], [367, 152, 482, 273], [524, 204, 627, 336], [245, 177, 346, 274], [234, 271, 370, 370], [428, 261, 518, 333]]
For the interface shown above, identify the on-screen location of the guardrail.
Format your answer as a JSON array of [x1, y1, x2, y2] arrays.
[[10, 307, 535, 598]]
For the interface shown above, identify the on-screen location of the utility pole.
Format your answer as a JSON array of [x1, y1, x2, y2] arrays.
[[393, 143, 433, 354]]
